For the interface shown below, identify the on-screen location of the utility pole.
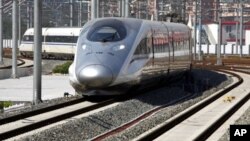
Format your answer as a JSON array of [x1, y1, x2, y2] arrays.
[[120, 0, 125, 17], [198, 0, 202, 61], [95, 0, 99, 18], [235, 2, 239, 54], [79, 1, 82, 26], [19, 2, 21, 46], [91, 0, 97, 20], [239, 0, 243, 57], [0, 0, 3, 65], [236, 21, 239, 53], [12, 0, 18, 78], [70, 0, 73, 26], [194, 0, 197, 60], [217, 9, 222, 65], [183, 0, 186, 23], [125, 0, 129, 17], [33, 0, 42, 104], [26, 1, 30, 29]]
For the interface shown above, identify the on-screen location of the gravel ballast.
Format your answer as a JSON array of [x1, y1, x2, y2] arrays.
[[218, 106, 250, 141], [2, 69, 232, 141]]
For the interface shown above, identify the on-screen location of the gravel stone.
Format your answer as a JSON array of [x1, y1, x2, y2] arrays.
[[219, 102, 250, 141], [0, 96, 81, 119]]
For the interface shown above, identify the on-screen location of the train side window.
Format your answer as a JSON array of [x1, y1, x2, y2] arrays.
[[45, 36, 78, 43], [22, 35, 33, 41]]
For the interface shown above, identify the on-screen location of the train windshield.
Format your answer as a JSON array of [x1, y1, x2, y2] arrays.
[[87, 19, 126, 42]]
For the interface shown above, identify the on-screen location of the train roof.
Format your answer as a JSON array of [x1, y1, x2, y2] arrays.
[[23, 27, 82, 36], [87, 17, 189, 32]]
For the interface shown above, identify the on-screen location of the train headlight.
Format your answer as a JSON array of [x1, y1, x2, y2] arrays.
[[82, 68, 98, 77], [82, 44, 91, 51], [113, 44, 125, 51]]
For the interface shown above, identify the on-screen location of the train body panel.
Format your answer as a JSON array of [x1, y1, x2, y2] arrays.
[[19, 27, 82, 59], [69, 17, 192, 95]]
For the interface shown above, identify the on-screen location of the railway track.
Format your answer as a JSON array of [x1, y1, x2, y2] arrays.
[[0, 57, 33, 69], [0, 97, 117, 140], [1, 61, 248, 140], [130, 67, 250, 141], [0, 79, 174, 140], [87, 68, 241, 141]]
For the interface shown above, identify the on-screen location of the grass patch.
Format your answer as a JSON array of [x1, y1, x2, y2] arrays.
[[52, 61, 72, 74], [0, 101, 13, 108]]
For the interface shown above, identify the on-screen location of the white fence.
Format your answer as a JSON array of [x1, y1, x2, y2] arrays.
[[3, 39, 13, 48], [194, 44, 250, 56]]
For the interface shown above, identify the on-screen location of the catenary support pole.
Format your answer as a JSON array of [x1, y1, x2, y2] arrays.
[[193, 0, 197, 60], [12, 0, 18, 78], [217, 10, 222, 65], [235, 2, 239, 54], [79, 1, 82, 26], [239, 0, 243, 57], [0, 0, 3, 64], [91, 0, 96, 20], [70, 0, 73, 26], [19, 2, 21, 46], [125, 0, 129, 17], [96, 0, 99, 18], [198, 0, 202, 61], [121, 0, 125, 17], [33, 0, 42, 104]]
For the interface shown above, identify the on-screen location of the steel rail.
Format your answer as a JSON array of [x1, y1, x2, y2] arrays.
[[0, 97, 85, 125], [0, 98, 115, 140], [136, 68, 243, 141], [0, 70, 189, 140]]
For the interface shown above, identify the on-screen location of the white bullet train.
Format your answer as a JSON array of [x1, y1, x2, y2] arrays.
[[69, 17, 192, 95], [19, 27, 82, 59]]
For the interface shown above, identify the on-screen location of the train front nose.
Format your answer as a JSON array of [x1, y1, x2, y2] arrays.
[[77, 65, 113, 88]]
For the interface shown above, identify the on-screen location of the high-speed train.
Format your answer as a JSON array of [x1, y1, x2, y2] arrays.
[[69, 17, 192, 95], [19, 27, 82, 59]]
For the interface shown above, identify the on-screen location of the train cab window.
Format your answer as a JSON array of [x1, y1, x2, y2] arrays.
[[134, 38, 149, 55], [88, 26, 122, 42], [87, 19, 127, 42]]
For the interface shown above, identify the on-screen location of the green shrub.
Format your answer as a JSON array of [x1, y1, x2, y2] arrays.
[[0, 101, 13, 108], [52, 61, 72, 74], [4, 101, 12, 108]]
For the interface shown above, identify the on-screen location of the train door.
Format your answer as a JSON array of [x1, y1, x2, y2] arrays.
[[171, 31, 175, 63], [130, 27, 154, 81], [152, 26, 169, 74], [162, 23, 171, 71], [151, 29, 155, 66]]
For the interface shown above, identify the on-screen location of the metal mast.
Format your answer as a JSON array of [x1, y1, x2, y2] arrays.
[[198, 0, 202, 61], [217, 9, 222, 65], [0, 0, 3, 64], [33, 0, 42, 104], [239, 0, 243, 57], [194, 0, 197, 60], [12, 0, 18, 78], [70, 0, 73, 26]]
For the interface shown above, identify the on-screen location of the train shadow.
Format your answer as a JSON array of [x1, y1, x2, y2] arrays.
[[132, 68, 229, 107], [84, 69, 229, 106]]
